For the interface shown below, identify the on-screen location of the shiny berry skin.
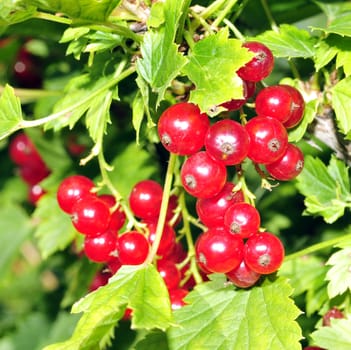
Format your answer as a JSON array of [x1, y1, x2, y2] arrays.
[[245, 116, 288, 164], [224, 202, 261, 238], [117, 231, 150, 265], [195, 227, 244, 274], [129, 180, 163, 220], [196, 182, 244, 228], [265, 143, 304, 181], [99, 194, 126, 231], [144, 221, 176, 258], [18, 163, 50, 185], [169, 288, 189, 310], [255, 85, 297, 123], [281, 85, 305, 129], [244, 232, 285, 275], [237, 42, 274, 82], [9, 132, 45, 167], [220, 80, 256, 111], [28, 184, 46, 205], [107, 257, 122, 274], [71, 195, 111, 236], [57, 175, 94, 214], [157, 260, 181, 291], [205, 119, 249, 165], [226, 260, 261, 288], [84, 230, 118, 263], [181, 151, 227, 198], [322, 307, 344, 326], [158, 102, 210, 156]]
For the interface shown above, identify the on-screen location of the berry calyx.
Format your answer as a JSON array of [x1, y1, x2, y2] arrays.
[[158, 102, 210, 156]]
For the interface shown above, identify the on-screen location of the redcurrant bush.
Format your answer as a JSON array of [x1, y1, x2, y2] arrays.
[[117, 231, 150, 265], [169, 288, 189, 310], [281, 85, 305, 129], [226, 260, 261, 288], [157, 102, 210, 156], [244, 232, 285, 275], [245, 116, 288, 164], [322, 307, 344, 326], [157, 260, 181, 291], [180, 151, 227, 198]]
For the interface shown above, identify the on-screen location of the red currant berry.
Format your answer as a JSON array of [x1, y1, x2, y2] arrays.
[[117, 231, 150, 265], [71, 195, 111, 236], [220, 80, 256, 111], [169, 288, 189, 310], [107, 257, 122, 274], [28, 184, 46, 205], [129, 180, 163, 220], [157, 260, 181, 291], [158, 102, 210, 156], [223, 202, 261, 238], [9, 132, 45, 167], [161, 241, 187, 263], [57, 175, 94, 214], [226, 260, 261, 288], [196, 182, 244, 228], [255, 85, 298, 123], [181, 151, 227, 198], [144, 220, 176, 258], [19, 163, 50, 185], [244, 232, 285, 275], [99, 194, 126, 231], [303, 347, 324, 350], [84, 230, 118, 263], [89, 269, 112, 292], [237, 42, 274, 82], [265, 143, 304, 181], [322, 307, 344, 326], [195, 227, 244, 274], [205, 119, 249, 165], [245, 116, 288, 164], [281, 85, 305, 129]]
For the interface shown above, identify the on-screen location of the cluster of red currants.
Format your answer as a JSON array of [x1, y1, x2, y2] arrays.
[[157, 41, 306, 288], [57, 175, 191, 310], [8, 132, 50, 204]]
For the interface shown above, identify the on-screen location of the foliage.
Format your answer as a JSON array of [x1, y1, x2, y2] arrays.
[[1, 0, 351, 349]]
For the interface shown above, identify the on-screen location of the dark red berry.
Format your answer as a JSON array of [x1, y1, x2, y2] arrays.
[[158, 102, 210, 156], [169, 288, 189, 310], [84, 230, 118, 263], [117, 231, 150, 265], [226, 260, 261, 288], [99, 194, 126, 231], [281, 85, 305, 129], [322, 307, 344, 326], [157, 260, 181, 291], [88, 270, 112, 292], [220, 80, 256, 111]]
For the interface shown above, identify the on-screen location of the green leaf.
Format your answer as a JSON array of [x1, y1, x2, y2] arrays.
[[0, 202, 31, 279], [134, 330, 169, 350], [136, 0, 189, 106], [167, 275, 302, 350], [25, 0, 122, 21], [311, 318, 351, 350], [255, 24, 316, 58], [0, 85, 23, 139], [314, 40, 338, 71], [44, 264, 173, 350], [132, 91, 145, 145], [33, 194, 77, 259], [312, 14, 351, 37], [109, 141, 159, 199], [0, 0, 36, 30], [296, 155, 351, 223], [183, 29, 253, 114], [325, 239, 351, 298], [332, 76, 351, 135]]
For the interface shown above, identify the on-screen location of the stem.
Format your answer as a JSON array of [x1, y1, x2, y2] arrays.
[[34, 11, 72, 25], [200, 0, 230, 20], [284, 233, 351, 262], [0, 85, 62, 103], [260, 0, 279, 32], [211, 0, 238, 28], [147, 153, 177, 263], [7, 64, 136, 138]]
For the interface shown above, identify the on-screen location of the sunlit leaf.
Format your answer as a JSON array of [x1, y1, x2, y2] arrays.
[[332, 76, 351, 135]]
